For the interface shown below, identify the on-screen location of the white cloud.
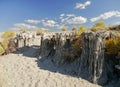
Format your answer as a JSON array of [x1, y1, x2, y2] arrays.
[[90, 11, 120, 22], [114, 22, 120, 25], [14, 23, 38, 29], [60, 14, 65, 17], [66, 16, 87, 24], [61, 17, 70, 22], [60, 14, 75, 22], [75, 1, 91, 9], [66, 14, 75, 17], [41, 20, 60, 27], [59, 14, 87, 24], [25, 19, 40, 24]]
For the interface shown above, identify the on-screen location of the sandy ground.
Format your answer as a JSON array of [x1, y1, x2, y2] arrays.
[[0, 46, 101, 87]]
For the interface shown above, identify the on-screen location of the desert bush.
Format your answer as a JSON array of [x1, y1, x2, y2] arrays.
[[72, 37, 82, 54], [105, 37, 120, 55], [61, 36, 82, 63], [91, 21, 109, 32], [2, 31, 15, 39], [61, 26, 68, 31], [69, 37, 82, 62], [44, 29, 49, 32], [20, 28, 26, 33], [1, 40, 9, 49], [36, 28, 43, 36], [72, 26, 77, 31], [0, 44, 5, 55], [76, 26, 86, 36]]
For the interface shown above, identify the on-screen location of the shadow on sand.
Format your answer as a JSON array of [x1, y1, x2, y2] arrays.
[[13, 45, 118, 87], [14, 45, 40, 58], [14, 45, 80, 77]]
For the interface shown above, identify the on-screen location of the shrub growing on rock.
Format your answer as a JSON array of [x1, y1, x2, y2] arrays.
[[72, 37, 82, 55], [1, 40, 9, 49], [64, 37, 82, 62], [0, 44, 5, 55], [61, 26, 68, 31], [105, 37, 120, 55], [72, 26, 77, 31], [76, 26, 86, 36], [20, 28, 26, 33], [36, 28, 43, 36], [91, 21, 109, 32]]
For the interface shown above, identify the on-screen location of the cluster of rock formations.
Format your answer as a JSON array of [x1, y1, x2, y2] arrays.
[[109, 24, 120, 30], [38, 30, 120, 86], [15, 32, 36, 48], [14, 27, 120, 86], [0, 31, 36, 55]]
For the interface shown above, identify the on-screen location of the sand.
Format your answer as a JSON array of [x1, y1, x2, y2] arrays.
[[0, 46, 101, 87]]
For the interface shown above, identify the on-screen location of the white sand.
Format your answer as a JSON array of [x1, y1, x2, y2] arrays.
[[0, 47, 101, 87]]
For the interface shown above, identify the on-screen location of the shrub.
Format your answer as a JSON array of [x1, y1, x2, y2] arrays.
[[44, 29, 49, 32], [105, 37, 120, 55], [20, 28, 26, 33], [91, 21, 109, 32], [36, 28, 43, 36], [95, 21, 105, 26], [76, 26, 86, 36], [1, 40, 9, 49], [61, 37, 82, 63], [71, 37, 82, 58], [0, 45, 5, 55], [61, 26, 68, 31], [2, 31, 15, 39], [72, 26, 77, 31]]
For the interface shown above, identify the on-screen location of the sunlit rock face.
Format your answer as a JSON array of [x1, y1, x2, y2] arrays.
[[79, 31, 120, 85], [109, 24, 120, 30], [79, 31, 107, 84], [15, 32, 36, 48]]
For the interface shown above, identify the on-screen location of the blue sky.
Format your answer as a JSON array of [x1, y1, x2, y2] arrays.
[[0, 0, 120, 31]]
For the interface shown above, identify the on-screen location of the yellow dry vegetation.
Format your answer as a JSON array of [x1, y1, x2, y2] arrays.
[[91, 21, 109, 32], [76, 26, 86, 36], [72, 38, 82, 52], [1, 40, 9, 49], [72, 26, 77, 31], [2, 31, 15, 39], [61, 26, 68, 31], [105, 37, 120, 55], [36, 28, 43, 35], [20, 28, 26, 33], [0, 45, 5, 55]]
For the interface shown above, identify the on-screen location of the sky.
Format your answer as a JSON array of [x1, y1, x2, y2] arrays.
[[0, 0, 120, 31]]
